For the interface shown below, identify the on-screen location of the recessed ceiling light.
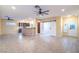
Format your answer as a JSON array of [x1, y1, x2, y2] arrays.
[[11, 6, 16, 10], [61, 9, 65, 12]]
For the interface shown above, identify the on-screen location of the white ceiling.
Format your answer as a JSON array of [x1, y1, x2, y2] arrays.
[[0, 5, 79, 19]]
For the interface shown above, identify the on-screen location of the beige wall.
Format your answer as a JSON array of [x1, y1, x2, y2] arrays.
[[78, 17, 79, 38], [1, 19, 18, 35], [56, 16, 62, 37], [62, 16, 78, 37], [56, 16, 79, 38], [0, 19, 2, 35]]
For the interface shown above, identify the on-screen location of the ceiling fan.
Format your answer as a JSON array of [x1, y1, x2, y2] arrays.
[[34, 5, 49, 15], [5, 16, 14, 20]]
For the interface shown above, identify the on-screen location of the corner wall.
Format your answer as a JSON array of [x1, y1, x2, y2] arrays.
[[62, 16, 78, 37], [56, 16, 79, 38], [56, 16, 62, 37]]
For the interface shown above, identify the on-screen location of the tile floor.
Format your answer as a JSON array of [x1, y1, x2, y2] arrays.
[[0, 34, 79, 53]]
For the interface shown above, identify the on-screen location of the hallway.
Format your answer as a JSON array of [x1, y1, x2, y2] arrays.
[[0, 34, 79, 53]]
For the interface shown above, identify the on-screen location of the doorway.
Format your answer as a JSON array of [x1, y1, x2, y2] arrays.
[[37, 22, 40, 33], [40, 21, 56, 36]]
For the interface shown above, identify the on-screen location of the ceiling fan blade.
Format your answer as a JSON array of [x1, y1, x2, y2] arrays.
[[35, 5, 41, 9], [43, 10, 49, 12], [34, 5, 49, 16], [43, 12, 49, 15], [5, 16, 9, 17], [34, 11, 38, 12], [6, 17, 11, 20]]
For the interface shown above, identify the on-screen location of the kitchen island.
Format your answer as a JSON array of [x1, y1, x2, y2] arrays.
[[23, 27, 36, 36]]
